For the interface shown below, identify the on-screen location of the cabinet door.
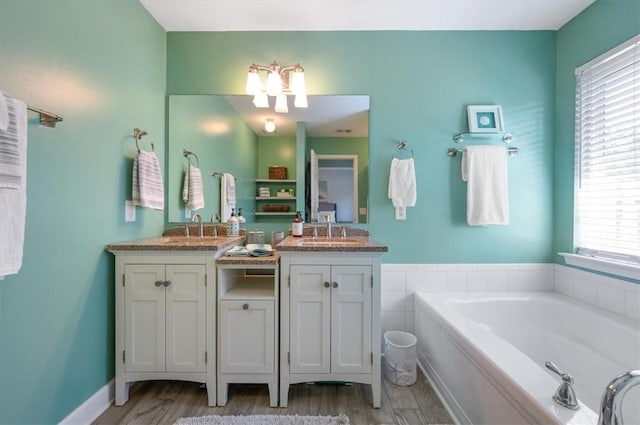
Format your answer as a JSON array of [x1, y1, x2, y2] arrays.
[[219, 300, 274, 374], [165, 264, 206, 373], [124, 264, 165, 372], [330, 265, 372, 374], [289, 265, 331, 374]]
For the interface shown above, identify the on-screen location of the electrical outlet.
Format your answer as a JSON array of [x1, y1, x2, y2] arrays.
[[395, 207, 406, 220], [185, 208, 192, 219], [359, 207, 367, 215], [125, 200, 136, 222]]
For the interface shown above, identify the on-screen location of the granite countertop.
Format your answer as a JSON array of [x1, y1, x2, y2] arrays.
[[276, 235, 388, 253], [216, 251, 280, 265], [106, 235, 244, 252]]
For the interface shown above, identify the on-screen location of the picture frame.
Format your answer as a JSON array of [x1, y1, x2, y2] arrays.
[[467, 105, 504, 133]]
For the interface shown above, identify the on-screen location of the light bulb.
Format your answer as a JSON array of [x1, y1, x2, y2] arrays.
[[264, 119, 276, 133], [294, 94, 308, 108], [291, 69, 306, 95], [253, 93, 269, 108], [266, 71, 282, 96], [245, 69, 261, 95], [275, 94, 288, 113]]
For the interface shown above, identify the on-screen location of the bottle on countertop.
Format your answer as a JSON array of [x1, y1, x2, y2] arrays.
[[237, 208, 246, 224], [292, 211, 304, 237], [226, 208, 239, 237]]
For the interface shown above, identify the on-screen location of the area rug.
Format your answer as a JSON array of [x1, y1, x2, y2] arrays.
[[174, 414, 349, 425]]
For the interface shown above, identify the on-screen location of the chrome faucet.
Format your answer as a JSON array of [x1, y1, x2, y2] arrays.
[[545, 361, 579, 410], [191, 213, 203, 237], [210, 213, 220, 237], [598, 370, 640, 425], [325, 214, 332, 238]]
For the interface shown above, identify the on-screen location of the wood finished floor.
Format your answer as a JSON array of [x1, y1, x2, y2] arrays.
[[93, 367, 453, 425]]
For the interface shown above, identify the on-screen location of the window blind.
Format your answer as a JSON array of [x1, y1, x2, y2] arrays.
[[574, 34, 640, 265]]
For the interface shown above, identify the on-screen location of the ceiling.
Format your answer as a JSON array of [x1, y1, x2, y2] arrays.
[[139, 0, 595, 32], [222, 95, 370, 137]]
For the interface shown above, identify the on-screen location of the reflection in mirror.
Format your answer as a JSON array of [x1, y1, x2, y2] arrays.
[[167, 95, 369, 224]]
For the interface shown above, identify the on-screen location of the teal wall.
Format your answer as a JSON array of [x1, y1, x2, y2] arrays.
[[554, 0, 640, 264], [0, 1, 166, 423], [168, 31, 558, 263], [168, 95, 257, 222]]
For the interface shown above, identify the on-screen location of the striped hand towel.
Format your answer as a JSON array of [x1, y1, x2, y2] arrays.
[[182, 165, 204, 211], [0, 94, 27, 277], [0, 92, 22, 189], [132, 149, 164, 210]]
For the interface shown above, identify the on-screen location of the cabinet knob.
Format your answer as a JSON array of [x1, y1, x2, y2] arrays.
[[323, 281, 331, 288], [332, 281, 339, 288], [242, 303, 249, 310], [164, 280, 172, 287], [154, 280, 164, 287]]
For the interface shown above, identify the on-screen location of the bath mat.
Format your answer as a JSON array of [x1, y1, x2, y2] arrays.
[[175, 414, 349, 425]]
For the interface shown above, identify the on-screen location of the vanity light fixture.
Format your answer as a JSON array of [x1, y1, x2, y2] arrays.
[[264, 118, 276, 133], [245, 60, 307, 113]]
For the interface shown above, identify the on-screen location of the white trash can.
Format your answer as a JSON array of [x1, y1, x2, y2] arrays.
[[383, 330, 417, 386]]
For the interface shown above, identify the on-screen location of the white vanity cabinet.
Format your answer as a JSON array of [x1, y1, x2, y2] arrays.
[[107, 236, 242, 408], [277, 242, 386, 408], [216, 254, 280, 407]]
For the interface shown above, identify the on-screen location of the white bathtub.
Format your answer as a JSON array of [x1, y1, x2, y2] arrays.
[[414, 292, 640, 425]]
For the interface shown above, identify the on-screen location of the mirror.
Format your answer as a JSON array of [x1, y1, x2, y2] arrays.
[[167, 95, 369, 224]]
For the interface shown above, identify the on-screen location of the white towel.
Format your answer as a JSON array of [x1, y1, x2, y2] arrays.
[[0, 91, 9, 131], [182, 165, 204, 211], [388, 158, 416, 218], [220, 173, 236, 222], [0, 92, 23, 189], [0, 96, 27, 277], [461, 145, 509, 226], [132, 149, 164, 210]]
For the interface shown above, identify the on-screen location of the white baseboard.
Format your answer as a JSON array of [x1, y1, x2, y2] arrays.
[[59, 379, 114, 425]]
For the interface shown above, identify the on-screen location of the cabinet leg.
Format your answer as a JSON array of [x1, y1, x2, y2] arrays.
[[217, 381, 228, 406], [279, 382, 289, 407], [268, 381, 278, 407], [115, 379, 130, 406], [206, 381, 216, 407], [371, 381, 381, 408]]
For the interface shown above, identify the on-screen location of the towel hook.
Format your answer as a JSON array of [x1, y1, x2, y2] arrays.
[[183, 149, 200, 168], [133, 128, 153, 152]]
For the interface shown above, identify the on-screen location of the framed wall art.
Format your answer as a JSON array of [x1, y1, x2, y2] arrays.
[[467, 105, 504, 133]]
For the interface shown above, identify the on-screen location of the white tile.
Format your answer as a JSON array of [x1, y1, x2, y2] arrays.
[[382, 270, 406, 292], [625, 289, 640, 321], [382, 291, 408, 312], [406, 271, 428, 292], [487, 270, 509, 291], [406, 312, 415, 335], [455, 264, 478, 271], [382, 311, 406, 333], [447, 271, 468, 291], [426, 271, 448, 292], [508, 270, 535, 291], [573, 279, 597, 305], [554, 268, 573, 296], [597, 283, 626, 316], [468, 271, 488, 292]]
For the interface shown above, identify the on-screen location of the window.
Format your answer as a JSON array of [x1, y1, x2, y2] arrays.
[[574, 34, 640, 268]]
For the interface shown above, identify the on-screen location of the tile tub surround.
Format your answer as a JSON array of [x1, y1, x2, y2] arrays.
[[381, 263, 638, 337]]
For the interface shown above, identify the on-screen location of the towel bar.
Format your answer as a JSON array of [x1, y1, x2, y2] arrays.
[[448, 147, 519, 157]]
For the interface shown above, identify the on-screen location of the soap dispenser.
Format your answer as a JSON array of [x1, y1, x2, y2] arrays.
[[292, 211, 304, 237], [226, 208, 239, 237]]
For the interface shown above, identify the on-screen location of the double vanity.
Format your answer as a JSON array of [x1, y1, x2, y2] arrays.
[[107, 227, 387, 408]]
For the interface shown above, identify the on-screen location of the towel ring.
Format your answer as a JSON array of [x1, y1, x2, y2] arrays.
[[183, 149, 200, 168], [134, 128, 154, 152], [392, 140, 414, 158]]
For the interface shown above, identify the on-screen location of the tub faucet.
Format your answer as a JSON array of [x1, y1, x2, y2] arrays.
[[545, 361, 579, 410], [191, 213, 203, 237], [598, 370, 640, 425]]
